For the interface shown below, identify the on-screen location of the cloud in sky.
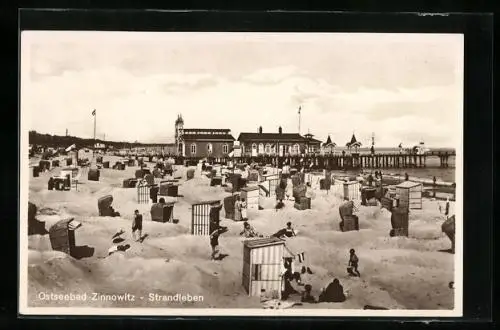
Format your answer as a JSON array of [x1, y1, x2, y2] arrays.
[[21, 32, 463, 147]]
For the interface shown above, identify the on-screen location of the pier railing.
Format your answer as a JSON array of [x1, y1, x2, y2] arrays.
[[111, 152, 453, 169]]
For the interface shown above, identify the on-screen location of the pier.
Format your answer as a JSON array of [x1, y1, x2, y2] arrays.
[[124, 152, 454, 170]]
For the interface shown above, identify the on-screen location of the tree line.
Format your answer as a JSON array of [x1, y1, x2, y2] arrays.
[[28, 131, 169, 149]]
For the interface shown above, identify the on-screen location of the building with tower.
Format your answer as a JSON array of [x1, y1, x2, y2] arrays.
[[175, 114, 235, 158]]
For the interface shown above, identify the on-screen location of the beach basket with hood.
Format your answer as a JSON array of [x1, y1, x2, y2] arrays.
[[339, 200, 358, 231], [135, 169, 144, 179], [144, 173, 154, 185], [150, 202, 174, 223], [223, 195, 238, 220], [291, 174, 301, 187], [441, 215, 455, 252], [292, 184, 307, 201], [88, 168, 100, 181], [390, 207, 409, 237], [187, 168, 195, 180], [98, 195, 114, 216], [28, 202, 37, 227]]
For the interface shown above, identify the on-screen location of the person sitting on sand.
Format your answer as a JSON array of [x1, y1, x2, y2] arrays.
[[301, 284, 317, 303], [108, 244, 131, 256], [239, 221, 263, 238], [272, 222, 296, 239], [318, 278, 346, 303], [132, 210, 143, 241], [281, 258, 302, 300], [348, 248, 361, 277]]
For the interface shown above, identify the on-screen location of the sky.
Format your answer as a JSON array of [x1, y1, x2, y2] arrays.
[[21, 31, 463, 148]]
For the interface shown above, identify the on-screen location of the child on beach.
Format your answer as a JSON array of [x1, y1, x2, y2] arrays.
[[272, 222, 296, 239], [210, 227, 224, 260], [234, 195, 242, 221], [239, 221, 263, 238], [132, 210, 143, 242], [241, 198, 248, 221], [348, 248, 361, 277]]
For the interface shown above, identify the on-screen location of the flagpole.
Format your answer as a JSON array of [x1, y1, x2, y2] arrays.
[[298, 106, 301, 134], [93, 109, 96, 160]]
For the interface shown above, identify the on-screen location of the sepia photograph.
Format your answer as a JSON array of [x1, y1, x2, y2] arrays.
[[19, 31, 463, 316]]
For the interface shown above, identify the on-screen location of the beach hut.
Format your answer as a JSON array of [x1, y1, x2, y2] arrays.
[[240, 186, 259, 210], [242, 237, 285, 299], [49, 218, 82, 255], [191, 200, 222, 235], [343, 181, 361, 201], [150, 202, 175, 223], [395, 181, 423, 210], [390, 207, 409, 237]]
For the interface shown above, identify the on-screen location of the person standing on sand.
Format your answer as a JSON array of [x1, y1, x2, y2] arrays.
[[209, 227, 222, 260], [241, 198, 248, 221], [132, 210, 143, 242], [234, 195, 242, 221], [445, 197, 450, 219], [348, 248, 361, 277]]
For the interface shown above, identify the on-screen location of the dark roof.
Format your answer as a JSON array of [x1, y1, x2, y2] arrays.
[[347, 134, 362, 147], [307, 137, 322, 143], [183, 134, 235, 141], [243, 237, 285, 249], [324, 135, 336, 147], [238, 133, 320, 143], [184, 129, 231, 133]]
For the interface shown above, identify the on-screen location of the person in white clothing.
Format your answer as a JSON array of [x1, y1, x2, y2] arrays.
[[240, 198, 248, 220]]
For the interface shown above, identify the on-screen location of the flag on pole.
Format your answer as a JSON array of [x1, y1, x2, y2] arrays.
[[92, 109, 96, 116], [298, 106, 301, 114]]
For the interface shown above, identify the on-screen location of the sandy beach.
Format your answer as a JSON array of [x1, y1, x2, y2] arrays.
[[26, 154, 455, 310]]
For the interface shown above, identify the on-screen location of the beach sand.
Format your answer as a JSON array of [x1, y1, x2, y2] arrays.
[[26, 155, 455, 310]]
